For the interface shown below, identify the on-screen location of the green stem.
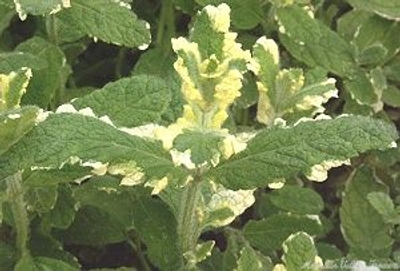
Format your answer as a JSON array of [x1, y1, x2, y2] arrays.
[[6, 173, 30, 259], [156, 0, 175, 54], [46, 14, 58, 45], [177, 174, 202, 256], [127, 234, 151, 271], [115, 47, 128, 79]]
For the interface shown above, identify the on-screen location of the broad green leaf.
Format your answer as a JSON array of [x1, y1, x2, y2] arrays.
[[25, 185, 58, 213], [244, 213, 323, 254], [131, 190, 183, 271], [173, 130, 223, 165], [281, 232, 321, 271], [340, 166, 393, 258], [0, 52, 46, 73], [60, 205, 127, 246], [209, 116, 398, 190], [15, 255, 79, 271], [367, 192, 400, 224], [0, 242, 16, 271], [195, 0, 263, 29], [42, 185, 75, 229], [13, 0, 70, 19], [315, 243, 343, 260], [337, 10, 373, 41], [0, 106, 39, 155], [0, 113, 185, 182], [269, 185, 324, 215], [57, 0, 151, 48], [73, 175, 134, 228], [276, 6, 357, 77], [356, 44, 388, 66], [345, 0, 400, 21], [23, 165, 91, 186], [16, 37, 69, 108], [72, 75, 171, 127]]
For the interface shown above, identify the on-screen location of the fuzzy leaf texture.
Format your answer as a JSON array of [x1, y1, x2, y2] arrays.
[[56, 0, 151, 48], [0, 113, 186, 182], [72, 75, 171, 127], [208, 116, 398, 190]]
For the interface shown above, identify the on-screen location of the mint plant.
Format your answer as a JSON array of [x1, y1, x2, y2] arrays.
[[1, 1, 400, 270]]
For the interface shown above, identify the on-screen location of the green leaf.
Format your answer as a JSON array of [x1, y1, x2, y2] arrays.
[[209, 116, 398, 190], [1, 68, 32, 110], [340, 166, 393, 258], [244, 213, 323, 254], [315, 243, 343, 261], [25, 185, 58, 213], [345, 0, 400, 21], [0, 113, 185, 182], [72, 75, 171, 127], [276, 5, 357, 77], [0, 3, 15, 34], [367, 192, 395, 217], [269, 185, 324, 215], [382, 85, 400, 107], [73, 175, 134, 228], [42, 185, 76, 229], [15, 256, 79, 271], [0, 52, 47, 73], [195, 0, 263, 29], [57, 0, 151, 48], [235, 245, 272, 271], [0, 106, 39, 155], [133, 48, 184, 123], [184, 240, 215, 266], [282, 232, 320, 271], [13, 0, 70, 18], [173, 130, 223, 165], [16, 37, 69, 108], [356, 44, 388, 66], [60, 205, 127, 246], [23, 165, 91, 186], [131, 190, 183, 271]]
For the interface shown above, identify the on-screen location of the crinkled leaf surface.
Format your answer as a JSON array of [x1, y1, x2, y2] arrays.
[[0, 52, 46, 73], [72, 75, 171, 127], [0, 113, 186, 182], [0, 106, 39, 155], [57, 0, 151, 48], [276, 6, 357, 77], [340, 166, 393, 257], [16, 37, 69, 108], [244, 213, 322, 254], [209, 116, 398, 190], [235, 246, 271, 271], [346, 0, 400, 20]]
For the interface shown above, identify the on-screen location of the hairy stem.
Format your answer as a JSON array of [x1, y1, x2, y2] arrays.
[[177, 175, 202, 256], [156, 0, 175, 54], [6, 172, 30, 259]]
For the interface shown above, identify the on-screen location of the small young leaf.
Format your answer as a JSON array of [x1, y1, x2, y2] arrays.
[[244, 213, 323, 253], [57, 0, 151, 48], [24, 185, 58, 214], [340, 166, 393, 257], [281, 232, 321, 271], [209, 116, 398, 190], [72, 75, 171, 127], [235, 245, 271, 271], [269, 185, 324, 215], [382, 85, 400, 107], [367, 191, 395, 217]]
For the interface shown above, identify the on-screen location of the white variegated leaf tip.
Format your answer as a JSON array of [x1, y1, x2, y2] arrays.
[[268, 181, 285, 189], [306, 159, 350, 182], [170, 149, 196, 170], [390, 141, 397, 148], [145, 177, 169, 195], [204, 3, 231, 32]]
